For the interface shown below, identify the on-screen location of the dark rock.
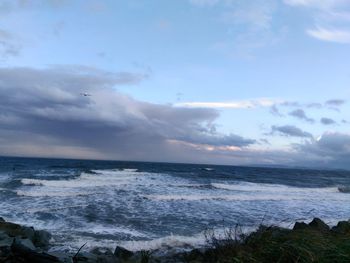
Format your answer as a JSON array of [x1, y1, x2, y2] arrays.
[[90, 247, 117, 263], [184, 248, 204, 262], [308, 218, 330, 232], [332, 221, 350, 234], [293, 222, 309, 231], [0, 245, 11, 259], [114, 246, 134, 260], [0, 217, 5, 222], [11, 241, 62, 263], [0, 221, 35, 241], [14, 237, 36, 251], [73, 252, 98, 263], [0, 231, 14, 248], [49, 252, 74, 263], [34, 229, 52, 248]]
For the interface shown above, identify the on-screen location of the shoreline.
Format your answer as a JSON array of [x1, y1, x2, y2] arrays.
[[0, 217, 349, 262]]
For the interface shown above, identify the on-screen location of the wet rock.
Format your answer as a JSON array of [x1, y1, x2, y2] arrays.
[[11, 241, 62, 263], [49, 251, 74, 263], [308, 218, 330, 232], [73, 252, 98, 263], [332, 221, 350, 234], [0, 220, 35, 241], [90, 247, 117, 263], [14, 237, 36, 251], [34, 229, 52, 248], [293, 222, 309, 231], [0, 231, 14, 248], [114, 246, 134, 261]]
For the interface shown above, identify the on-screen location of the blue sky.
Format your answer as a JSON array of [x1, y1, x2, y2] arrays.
[[0, 0, 350, 169]]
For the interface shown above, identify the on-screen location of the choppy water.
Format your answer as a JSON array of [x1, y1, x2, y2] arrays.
[[0, 157, 350, 252]]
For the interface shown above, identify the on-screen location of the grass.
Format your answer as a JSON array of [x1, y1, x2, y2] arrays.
[[182, 220, 350, 263]]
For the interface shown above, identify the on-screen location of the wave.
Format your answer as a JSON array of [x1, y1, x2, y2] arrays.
[[211, 182, 339, 194], [20, 169, 150, 189], [118, 233, 206, 252], [142, 194, 319, 201], [15, 189, 95, 197]]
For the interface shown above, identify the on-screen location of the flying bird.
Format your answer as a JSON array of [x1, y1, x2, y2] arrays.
[[80, 93, 92, 97]]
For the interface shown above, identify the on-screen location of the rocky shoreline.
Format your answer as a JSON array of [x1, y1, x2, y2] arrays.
[[0, 217, 350, 262]]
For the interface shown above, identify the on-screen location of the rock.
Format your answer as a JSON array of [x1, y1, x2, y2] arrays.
[[73, 252, 98, 263], [293, 222, 309, 231], [14, 237, 37, 251], [0, 217, 5, 222], [332, 221, 350, 234], [0, 231, 14, 247], [90, 247, 117, 263], [0, 245, 11, 259], [49, 252, 74, 263], [114, 246, 134, 261], [0, 220, 35, 241], [34, 229, 52, 248], [308, 218, 330, 232], [11, 241, 62, 263]]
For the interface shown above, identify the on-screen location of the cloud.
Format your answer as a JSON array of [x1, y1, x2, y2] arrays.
[[325, 99, 346, 106], [270, 125, 313, 138], [0, 29, 21, 58], [296, 132, 350, 169], [289, 109, 315, 123], [320, 117, 336, 125], [307, 27, 350, 43], [0, 66, 256, 161], [284, 0, 350, 43], [176, 98, 280, 109]]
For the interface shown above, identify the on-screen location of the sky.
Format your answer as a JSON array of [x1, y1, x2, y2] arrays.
[[0, 0, 350, 169]]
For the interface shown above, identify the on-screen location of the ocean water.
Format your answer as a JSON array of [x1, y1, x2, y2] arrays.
[[0, 157, 350, 252]]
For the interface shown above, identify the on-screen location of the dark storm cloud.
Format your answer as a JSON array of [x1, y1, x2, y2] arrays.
[[270, 125, 313, 138], [320, 117, 336, 125], [288, 109, 315, 123], [0, 66, 255, 161], [295, 133, 350, 169]]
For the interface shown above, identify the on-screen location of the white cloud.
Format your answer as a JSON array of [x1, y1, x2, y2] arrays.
[[176, 98, 281, 109], [307, 27, 350, 43], [284, 0, 350, 43]]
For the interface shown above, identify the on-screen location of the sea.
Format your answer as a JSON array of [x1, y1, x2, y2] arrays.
[[0, 156, 350, 252]]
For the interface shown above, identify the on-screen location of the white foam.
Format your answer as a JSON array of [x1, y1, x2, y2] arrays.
[[211, 182, 339, 193], [85, 224, 147, 238], [16, 189, 94, 197], [20, 169, 152, 189], [118, 233, 206, 252], [143, 192, 349, 202]]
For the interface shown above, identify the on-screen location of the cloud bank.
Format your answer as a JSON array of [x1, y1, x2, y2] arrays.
[[0, 66, 349, 169]]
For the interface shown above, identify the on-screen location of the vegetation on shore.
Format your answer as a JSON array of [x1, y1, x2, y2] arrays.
[[0, 217, 350, 262]]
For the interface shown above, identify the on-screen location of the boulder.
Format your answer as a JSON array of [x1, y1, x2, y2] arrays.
[[34, 229, 52, 248], [332, 221, 350, 234], [90, 247, 117, 263], [0, 220, 35, 241], [293, 222, 309, 231], [308, 218, 330, 232], [114, 246, 134, 261], [14, 237, 37, 251], [0, 231, 14, 248], [11, 241, 62, 263]]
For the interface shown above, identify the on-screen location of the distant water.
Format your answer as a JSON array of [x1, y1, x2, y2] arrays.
[[1, 157, 350, 252]]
